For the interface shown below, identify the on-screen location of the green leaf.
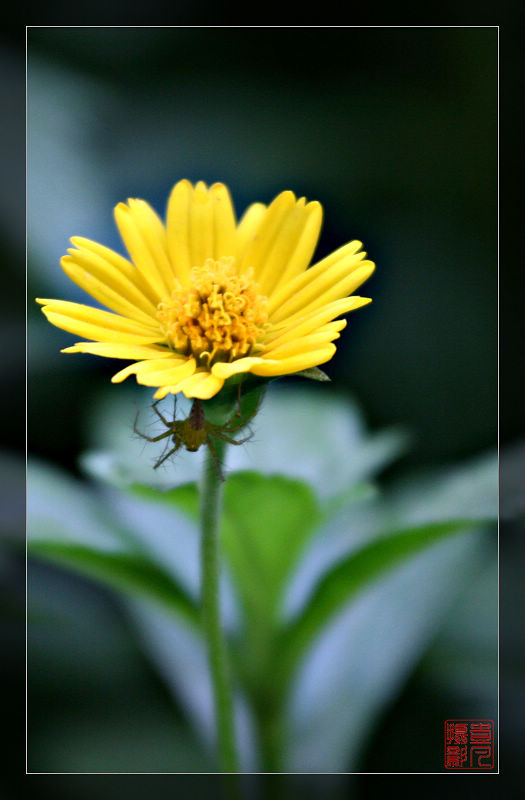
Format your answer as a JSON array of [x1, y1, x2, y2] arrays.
[[128, 481, 199, 516], [29, 541, 200, 628], [277, 519, 485, 686], [286, 531, 487, 772], [321, 480, 378, 519], [28, 459, 199, 628], [32, 707, 216, 773], [139, 471, 320, 623], [82, 385, 409, 499], [294, 367, 331, 382], [221, 473, 320, 623], [224, 388, 410, 500], [139, 470, 321, 682], [385, 452, 498, 525]]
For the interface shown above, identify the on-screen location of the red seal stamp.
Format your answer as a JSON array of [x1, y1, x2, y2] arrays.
[[444, 720, 494, 769]]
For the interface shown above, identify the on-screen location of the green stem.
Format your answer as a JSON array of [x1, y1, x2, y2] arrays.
[[252, 692, 287, 800], [200, 439, 240, 779], [255, 695, 285, 774]]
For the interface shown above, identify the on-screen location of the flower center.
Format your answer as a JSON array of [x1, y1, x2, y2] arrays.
[[157, 257, 268, 366]]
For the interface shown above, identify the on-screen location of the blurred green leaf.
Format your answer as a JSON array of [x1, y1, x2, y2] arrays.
[[28, 459, 199, 628], [419, 554, 497, 706], [28, 558, 216, 774], [82, 385, 410, 499], [383, 451, 498, 526], [28, 458, 133, 550], [223, 388, 410, 500], [222, 473, 319, 624], [124, 597, 259, 771], [321, 480, 378, 520], [29, 541, 199, 628], [129, 471, 321, 688], [128, 481, 199, 515], [286, 531, 488, 772], [32, 708, 216, 773], [278, 519, 483, 685], [285, 452, 498, 620], [129, 472, 320, 629]]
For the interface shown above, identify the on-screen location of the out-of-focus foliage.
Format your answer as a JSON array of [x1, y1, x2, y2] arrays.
[[27, 386, 497, 773]]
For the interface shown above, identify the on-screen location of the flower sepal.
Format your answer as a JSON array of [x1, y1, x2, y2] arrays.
[[202, 373, 269, 429], [294, 367, 331, 382]]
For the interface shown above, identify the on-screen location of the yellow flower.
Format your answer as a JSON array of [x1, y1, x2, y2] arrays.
[[37, 180, 375, 400]]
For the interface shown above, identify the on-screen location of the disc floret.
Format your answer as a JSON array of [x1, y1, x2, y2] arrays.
[[157, 257, 268, 367]]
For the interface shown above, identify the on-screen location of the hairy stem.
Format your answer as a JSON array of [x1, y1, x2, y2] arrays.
[[200, 439, 240, 781]]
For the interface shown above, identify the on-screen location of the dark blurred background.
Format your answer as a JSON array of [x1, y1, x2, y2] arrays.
[[1, 22, 520, 797]]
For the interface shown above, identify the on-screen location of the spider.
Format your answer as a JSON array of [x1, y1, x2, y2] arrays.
[[133, 391, 254, 477]]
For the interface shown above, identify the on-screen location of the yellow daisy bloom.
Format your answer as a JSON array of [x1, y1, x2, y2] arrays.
[[37, 180, 375, 400]]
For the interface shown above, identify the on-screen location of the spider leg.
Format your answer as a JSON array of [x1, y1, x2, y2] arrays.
[[151, 399, 172, 427], [211, 382, 245, 436], [137, 428, 173, 443], [134, 411, 173, 443], [218, 431, 253, 446], [221, 409, 248, 435], [154, 440, 181, 469], [226, 383, 246, 427], [222, 383, 263, 433], [222, 408, 258, 433], [222, 417, 249, 434]]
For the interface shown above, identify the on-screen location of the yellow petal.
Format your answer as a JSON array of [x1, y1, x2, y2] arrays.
[[37, 299, 163, 344], [259, 199, 323, 296], [210, 182, 236, 258], [235, 202, 267, 265], [264, 297, 370, 347], [211, 356, 267, 379], [237, 190, 297, 282], [153, 370, 224, 400], [270, 261, 375, 324], [261, 331, 342, 360], [189, 181, 214, 268], [251, 346, 337, 377], [61, 255, 158, 326], [181, 371, 224, 399], [111, 357, 193, 384], [127, 198, 176, 290], [136, 358, 197, 387], [165, 181, 237, 284], [42, 313, 162, 345], [323, 319, 348, 334], [166, 179, 193, 285], [70, 236, 159, 306], [62, 342, 174, 359], [36, 298, 159, 332], [267, 241, 366, 315], [154, 384, 184, 400], [114, 200, 171, 299]]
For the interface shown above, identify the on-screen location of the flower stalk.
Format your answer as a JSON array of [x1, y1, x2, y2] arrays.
[[199, 438, 240, 778]]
